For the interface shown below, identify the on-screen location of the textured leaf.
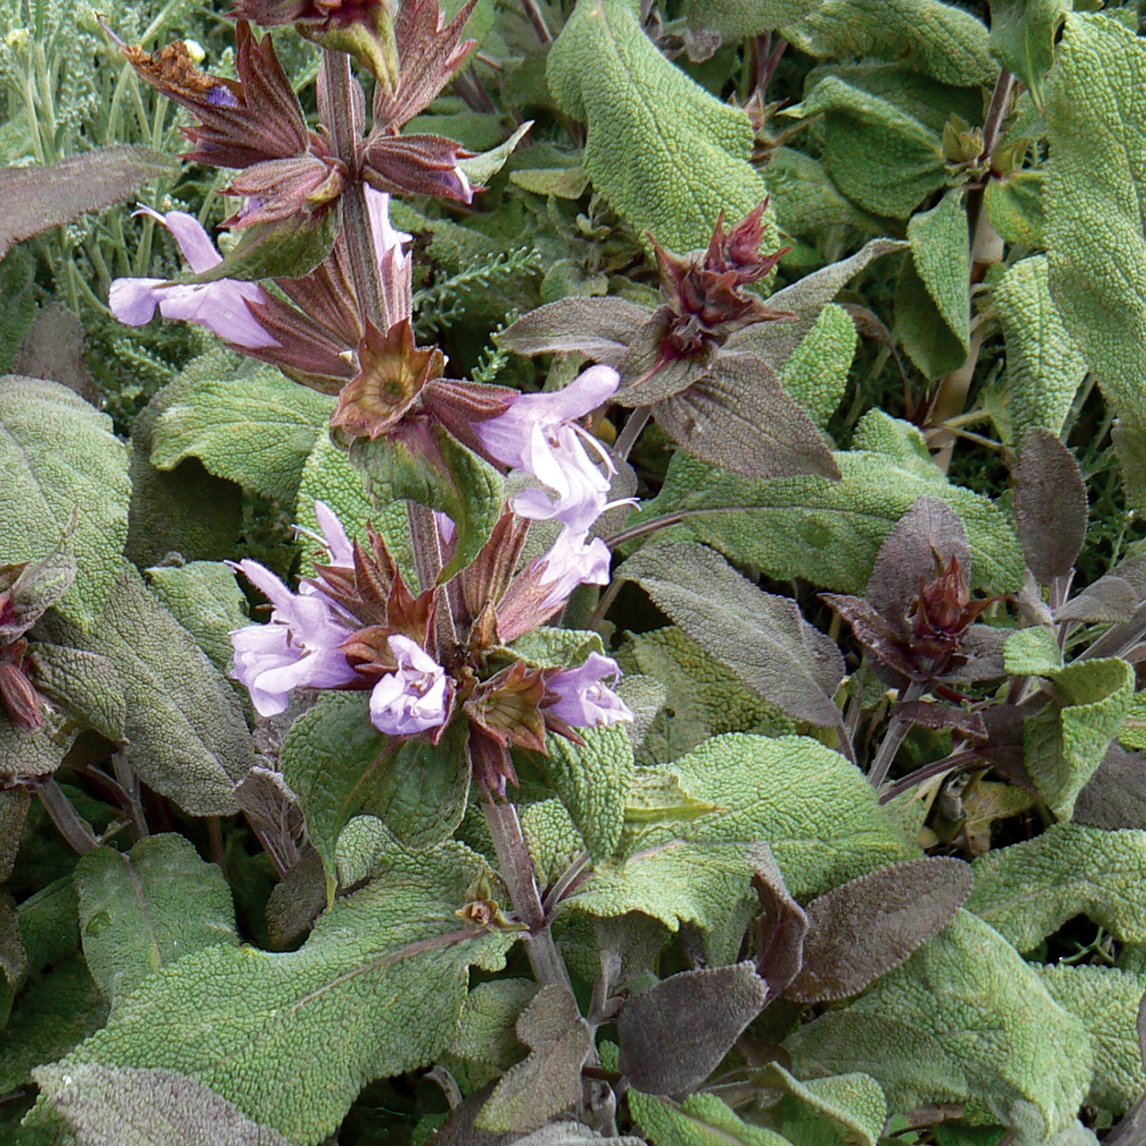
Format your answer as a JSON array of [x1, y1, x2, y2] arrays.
[[0, 716, 68, 780], [145, 561, 250, 679], [0, 248, 37, 376], [150, 372, 334, 503], [795, 77, 945, 220], [750, 844, 807, 1000], [447, 978, 536, 1080], [59, 567, 253, 816], [520, 800, 587, 890], [897, 191, 970, 381], [0, 956, 108, 1094], [33, 1064, 291, 1146], [622, 734, 914, 900], [1002, 626, 1062, 677], [1075, 747, 1146, 831], [763, 1063, 888, 1146], [350, 424, 503, 583], [1023, 658, 1135, 820], [778, 303, 858, 428], [785, 857, 972, 1003], [458, 121, 533, 188], [985, 170, 1046, 249], [617, 627, 795, 766], [784, 0, 995, 86], [57, 842, 517, 1146], [625, 769, 721, 826], [1014, 430, 1088, 582], [682, 0, 821, 40], [186, 208, 338, 284], [989, 0, 1069, 109], [29, 641, 125, 746], [1036, 964, 1146, 1115], [498, 297, 649, 366], [1045, 15, 1146, 510], [0, 147, 178, 260], [0, 787, 30, 882], [785, 911, 1091, 1137], [626, 442, 1025, 596], [619, 542, 845, 729], [537, 726, 633, 862], [477, 985, 592, 1134], [281, 693, 471, 900], [547, 0, 774, 254], [967, 824, 1146, 950], [628, 1090, 789, 1145], [618, 962, 766, 1097], [995, 257, 1087, 445], [75, 834, 239, 1004], [125, 353, 244, 569], [0, 377, 130, 629], [767, 148, 880, 239]]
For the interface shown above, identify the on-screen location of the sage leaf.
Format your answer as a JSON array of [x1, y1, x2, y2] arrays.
[[1014, 430, 1088, 583], [628, 1090, 789, 1145], [762, 1063, 888, 1146], [989, 0, 1069, 109], [620, 542, 844, 728], [778, 303, 858, 429]]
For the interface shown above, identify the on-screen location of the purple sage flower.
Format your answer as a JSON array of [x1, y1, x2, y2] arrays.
[[230, 558, 358, 716], [109, 208, 279, 349], [536, 527, 611, 612], [545, 652, 633, 729], [369, 633, 450, 736], [474, 365, 621, 532]]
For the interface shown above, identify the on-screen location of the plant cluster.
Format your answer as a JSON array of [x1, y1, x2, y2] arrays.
[[4, 1, 1146, 1144]]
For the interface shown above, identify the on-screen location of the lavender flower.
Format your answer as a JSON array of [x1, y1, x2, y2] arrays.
[[369, 633, 449, 736], [230, 558, 358, 716], [535, 527, 611, 612], [545, 653, 632, 729], [474, 365, 621, 532], [109, 208, 279, 350]]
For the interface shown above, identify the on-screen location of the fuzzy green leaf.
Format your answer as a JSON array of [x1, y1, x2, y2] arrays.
[[75, 835, 239, 1005], [1036, 964, 1146, 1115], [784, 0, 996, 86], [149, 372, 334, 503], [59, 567, 252, 816], [536, 726, 633, 862], [281, 693, 471, 901], [0, 377, 130, 630], [794, 78, 945, 220], [145, 562, 249, 679], [447, 979, 536, 1080], [763, 1063, 888, 1146], [897, 191, 970, 380], [785, 911, 1091, 1137], [1023, 658, 1135, 820], [967, 824, 1146, 950], [995, 256, 1087, 445], [55, 842, 517, 1146], [1002, 627, 1062, 677], [778, 303, 858, 428], [350, 425, 503, 583], [628, 1090, 789, 1145], [1045, 15, 1146, 511], [682, 0, 821, 40], [33, 1064, 291, 1145], [766, 149, 880, 239], [547, 0, 773, 254], [989, 0, 1069, 109], [617, 627, 795, 766], [29, 642, 125, 746], [622, 734, 915, 900], [618, 542, 845, 729], [627, 441, 1025, 596], [984, 170, 1046, 249]]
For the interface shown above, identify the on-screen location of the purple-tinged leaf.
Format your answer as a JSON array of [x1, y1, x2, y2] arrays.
[[617, 961, 767, 1098], [0, 787, 30, 882], [497, 297, 650, 366], [750, 844, 807, 1000], [619, 542, 846, 728], [34, 1064, 292, 1145], [1015, 430, 1088, 584], [1074, 746, 1146, 831], [1057, 575, 1139, 624], [615, 321, 710, 405], [13, 305, 99, 404], [819, 593, 918, 680], [184, 208, 338, 284], [867, 498, 970, 623], [785, 857, 972, 1003], [653, 355, 841, 481], [476, 985, 592, 1135], [0, 147, 178, 261], [893, 701, 987, 740]]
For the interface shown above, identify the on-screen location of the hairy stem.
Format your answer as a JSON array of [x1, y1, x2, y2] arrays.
[[483, 798, 572, 991], [36, 779, 98, 856], [868, 679, 925, 790]]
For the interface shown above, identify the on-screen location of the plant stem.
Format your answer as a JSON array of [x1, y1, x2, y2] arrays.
[[521, 0, 553, 44], [868, 679, 925, 790], [483, 798, 572, 991], [614, 408, 651, 462], [878, 748, 987, 804]]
